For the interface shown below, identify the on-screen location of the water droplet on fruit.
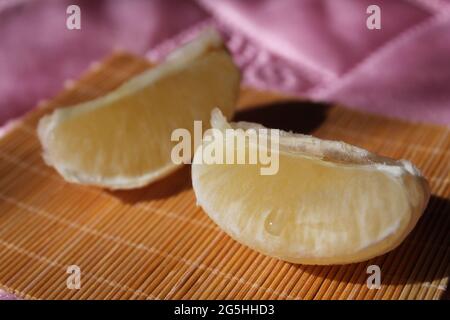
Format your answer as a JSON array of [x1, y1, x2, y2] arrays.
[[264, 210, 284, 236]]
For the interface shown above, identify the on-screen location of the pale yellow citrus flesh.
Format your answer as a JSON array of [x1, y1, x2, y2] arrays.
[[38, 30, 240, 189], [192, 111, 430, 265]]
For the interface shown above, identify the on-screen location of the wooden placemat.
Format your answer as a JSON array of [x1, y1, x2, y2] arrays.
[[0, 53, 448, 300]]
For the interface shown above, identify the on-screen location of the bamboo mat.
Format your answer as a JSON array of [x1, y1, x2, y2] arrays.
[[0, 53, 448, 300]]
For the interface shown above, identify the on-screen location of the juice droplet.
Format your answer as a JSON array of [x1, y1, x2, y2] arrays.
[[264, 210, 284, 236]]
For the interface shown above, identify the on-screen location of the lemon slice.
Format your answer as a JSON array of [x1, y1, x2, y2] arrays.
[[192, 110, 430, 265], [38, 29, 240, 189]]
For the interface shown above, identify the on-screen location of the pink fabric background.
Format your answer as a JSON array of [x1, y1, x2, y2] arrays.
[[0, 0, 449, 299], [1, 0, 450, 129]]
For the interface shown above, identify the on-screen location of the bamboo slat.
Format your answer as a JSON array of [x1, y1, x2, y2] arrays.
[[0, 53, 448, 300]]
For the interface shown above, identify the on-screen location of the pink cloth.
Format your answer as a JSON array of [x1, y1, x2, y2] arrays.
[[1, 0, 450, 127], [0, 0, 450, 300], [201, 0, 450, 125], [0, 0, 207, 126]]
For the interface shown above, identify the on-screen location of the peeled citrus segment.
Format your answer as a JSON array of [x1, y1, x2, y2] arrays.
[[192, 110, 430, 265], [38, 29, 240, 189]]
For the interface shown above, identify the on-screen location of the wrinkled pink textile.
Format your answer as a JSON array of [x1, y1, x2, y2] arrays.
[[1, 0, 450, 300], [0, 0, 207, 129], [199, 0, 450, 124], [1, 0, 450, 129]]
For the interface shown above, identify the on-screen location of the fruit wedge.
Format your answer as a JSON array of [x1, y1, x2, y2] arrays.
[[38, 29, 240, 189], [192, 110, 430, 265]]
